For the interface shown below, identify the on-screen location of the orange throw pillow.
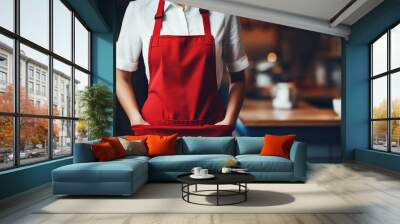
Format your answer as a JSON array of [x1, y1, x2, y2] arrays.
[[101, 137, 126, 158], [146, 134, 178, 157], [260, 134, 296, 159], [91, 142, 117, 162]]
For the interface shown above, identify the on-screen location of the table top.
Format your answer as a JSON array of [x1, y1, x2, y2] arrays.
[[239, 99, 341, 127], [177, 173, 255, 185]]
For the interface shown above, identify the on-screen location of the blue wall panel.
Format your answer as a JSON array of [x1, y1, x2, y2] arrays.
[[344, 0, 400, 170], [0, 158, 72, 199]]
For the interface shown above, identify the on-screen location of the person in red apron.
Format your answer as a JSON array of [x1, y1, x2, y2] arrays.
[[116, 0, 249, 137]]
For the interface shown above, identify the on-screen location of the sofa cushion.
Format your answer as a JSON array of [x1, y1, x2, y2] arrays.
[[73, 140, 100, 163], [149, 154, 235, 172], [236, 137, 264, 155], [53, 158, 147, 183], [147, 134, 178, 157], [260, 134, 295, 159], [236, 155, 293, 172], [180, 137, 235, 155], [101, 137, 127, 158]]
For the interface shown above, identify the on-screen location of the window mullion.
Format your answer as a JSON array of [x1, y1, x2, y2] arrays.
[[48, 0, 54, 160], [388, 30, 391, 152], [13, 0, 21, 167], [71, 11, 76, 155]]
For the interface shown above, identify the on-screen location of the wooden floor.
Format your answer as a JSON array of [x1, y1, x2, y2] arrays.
[[1, 162, 400, 224]]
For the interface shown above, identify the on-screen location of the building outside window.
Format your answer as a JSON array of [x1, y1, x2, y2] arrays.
[[41, 73, 46, 83], [370, 22, 400, 154], [0, 71, 7, 87], [28, 66, 34, 80], [28, 81, 34, 94], [41, 85, 46, 97], [0, 54, 7, 90], [35, 70, 40, 81], [0, 0, 91, 170]]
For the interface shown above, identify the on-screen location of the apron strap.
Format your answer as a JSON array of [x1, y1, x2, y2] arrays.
[[152, 0, 165, 46], [152, 0, 213, 46]]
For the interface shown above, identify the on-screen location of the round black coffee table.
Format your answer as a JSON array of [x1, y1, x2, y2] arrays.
[[177, 173, 255, 206]]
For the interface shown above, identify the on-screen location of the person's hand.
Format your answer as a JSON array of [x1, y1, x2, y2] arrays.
[[130, 115, 150, 126], [214, 118, 234, 126]]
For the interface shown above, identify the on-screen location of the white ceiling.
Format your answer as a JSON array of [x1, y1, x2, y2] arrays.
[[226, 0, 352, 22], [171, 0, 384, 38]]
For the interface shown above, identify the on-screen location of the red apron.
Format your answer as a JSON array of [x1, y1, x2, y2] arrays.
[[131, 0, 233, 137]]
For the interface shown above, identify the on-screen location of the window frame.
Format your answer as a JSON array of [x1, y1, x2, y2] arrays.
[[369, 20, 400, 154], [0, 0, 92, 171]]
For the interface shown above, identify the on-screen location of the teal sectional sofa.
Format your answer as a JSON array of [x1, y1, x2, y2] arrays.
[[52, 137, 307, 196]]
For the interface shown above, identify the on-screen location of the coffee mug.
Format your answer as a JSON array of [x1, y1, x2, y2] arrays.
[[221, 167, 232, 174], [191, 167, 202, 176], [199, 169, 208, 176]]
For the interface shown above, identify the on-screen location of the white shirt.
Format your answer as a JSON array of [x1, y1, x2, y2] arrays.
[[116, 0, 249, 88]]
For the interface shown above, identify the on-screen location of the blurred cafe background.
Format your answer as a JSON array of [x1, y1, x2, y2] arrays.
[[235, 18, 342, 162]]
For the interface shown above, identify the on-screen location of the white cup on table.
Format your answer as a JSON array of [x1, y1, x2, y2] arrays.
[[191, 167, 202, 176], [199, 169, 208, 176], [221, 167, 232, 174]]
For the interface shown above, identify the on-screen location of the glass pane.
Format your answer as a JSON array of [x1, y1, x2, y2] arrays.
[[20, 117, 49, 165], [74, 69, 89, 118], [53, 0, 72, 60], [0, 116, 14, 170], [75, 120, 88, 143], [372, 77, 387, 119], [391, 72, 400, 118], [0, 0, 14, 31], [391, 120, 400, 153], [372, 121, 388, 151], [372, 33, 387, 76], [0, 35, 14, 112], [53, 119, 72, 158], [75, 18, 89, 70], [20, 0, 49, 49], [53, 59, 72, 117], [391, 24, 400, 70], [20, 44, 49, 115]]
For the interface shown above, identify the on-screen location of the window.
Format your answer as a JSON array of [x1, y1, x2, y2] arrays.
[[0, 54, 7, 67], [28, 67, 34, 80], [35, 70, 41, 81], [0, 35, 13, 113], [0, 54, 8, 90], [28, 81, 34, 94], [42, 85, 46, 97], [0, 0, 91, 170], [0, 0, 14, 32], [75, 18, 90, 70], [20, 0, 49, 49], [370, 23, 400, 154], [0, 71, 7, 83], [35, 83, 40, 95]]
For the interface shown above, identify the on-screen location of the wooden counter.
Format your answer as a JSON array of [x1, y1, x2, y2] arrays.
[[239, 99, 341, 127]]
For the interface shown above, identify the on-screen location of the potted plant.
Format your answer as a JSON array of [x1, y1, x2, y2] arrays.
[[79, 84, 113, 140]]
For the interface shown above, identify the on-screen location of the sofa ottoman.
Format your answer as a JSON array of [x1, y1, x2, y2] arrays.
[[52, 154, 148, 195]]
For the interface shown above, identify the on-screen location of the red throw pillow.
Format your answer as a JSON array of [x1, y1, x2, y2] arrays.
[[91, 142, 118, 162], [146, 134, 178, 157], [101, 137, 127, 158], [260, 134, 296, 159], [124, 135, 148, 141]]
